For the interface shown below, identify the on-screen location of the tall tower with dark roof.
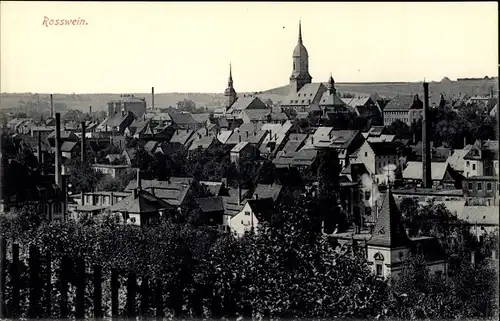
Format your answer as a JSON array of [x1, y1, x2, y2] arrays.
[[224, 63, 237, 109], [289, 21, 312, 94], [327, 73, 336, 95]]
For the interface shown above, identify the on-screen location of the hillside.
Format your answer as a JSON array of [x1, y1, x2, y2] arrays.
[[1, 78, 497, 113]]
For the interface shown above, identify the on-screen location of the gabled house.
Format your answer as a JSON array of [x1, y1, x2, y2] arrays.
[[362, 126, 395, 143], [230, 142, 256, 163], [281, 83, 327, 113], [319, 76, 351, 114], [189, 135, 219, 152], [97, 111, 136, 134], [349, 140, 402, 176], [226, 96, 269, 119], [169, 129, 196, 148], [403, 161, 462, 189], [195, 197, 225, 226], [259, 122, 293, 157], [125, 177, 195, 207], [229, 197, 274, 237], [383, 95, 424, 126], [252, 184, 284, 203], [343, 95, 383, 124], [463, 140, 499, 178], [169, 112, 204, 131], [60, 141, 80, 160]]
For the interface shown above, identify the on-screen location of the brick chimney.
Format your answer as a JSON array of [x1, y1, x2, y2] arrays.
[[50, 94, 54, 119], [89, 106, 92, 116], [37, 131, 42, 165], [422, 82, 432, 188], [81, 121, 86, 163], [151, 87, 155, 110], [55, 113, 62, 187]]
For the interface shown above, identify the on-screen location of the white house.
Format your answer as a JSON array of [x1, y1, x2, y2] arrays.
[[229, 197, 274, 237]]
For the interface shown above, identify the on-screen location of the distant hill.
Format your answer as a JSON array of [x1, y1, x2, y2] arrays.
[[1, 77, 497, 113], [262, 78, 499, 98]]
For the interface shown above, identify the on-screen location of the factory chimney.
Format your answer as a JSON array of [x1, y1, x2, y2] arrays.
[[55, 113, 62, 187], [151, 87, 155, 110], [422, 82, 432, 188], [50, 94, 54, 119], [37, 131, 42, 165], [89, 106, 92, 117], [81, 121, 86, 163]]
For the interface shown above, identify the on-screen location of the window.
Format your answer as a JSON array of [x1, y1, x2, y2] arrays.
[[376, 264, 383, 277], [466, 161, 470, 167], [365, 191, 370, 201], [245, 211, 251, 216], [298, 93, 301, 97], [487, 183, 492, 191], [477, 183, 482, 191], [130, 217, 136, 223], [472, 164, 476, 170], [301, 100, 305, 103], [365, 152, 368, 157], [468, 183, 473, 190]]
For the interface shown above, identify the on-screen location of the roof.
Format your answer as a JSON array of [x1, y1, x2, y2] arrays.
[[107, 112, 135, 128], [169, 129, 195, 146], [285, 83, 325, 106], [281, 133, 308, 153], [384, 95, 423, 111], [342, 96, 371, 108], [227, 97, 268, 113], [191, 113, 211, 124], [231, 141, 250, 153], [189, 135, 215, 151], [222, 196, 247, 217], [252, 184, 283, 202], [457, 206, 499, 226], [60, 141, 79, 153], [368, 141, 400, 156], [320, 92, 350, 107], [247, 198, 275, 222], [196, 197, 224, 213], [367, 189, 412, 248], [403, 161, 450, 181], [242, 109, 271, 121], [302, 129, 359, 150], [125, 177, 193, 206], [225, 129, 267, 146], [200, 181, 224, 197], [217, 130, 233, 144], [446, 149, 470, 172], [291, 149, 318, 167], [110, 189, 173, 214], [169, 112, 200, 126]]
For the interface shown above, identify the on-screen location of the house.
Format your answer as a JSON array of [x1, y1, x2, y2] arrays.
[[217, 130, 233, 144], [456, 206, 499, 239], [60, 141, 80, 160], [125, 177, 195, 207], [225, 128, 268, 149], [125, 118, 155, 138], [447, 147, 472, 174], [402, 161, 462, 189], [30, 126, 54, 139], [226, 97, 269, 118], [169, 129, 196, 148], [229, 197, 274, 237], [319, 76, 351, 114], [463, 140, 499, 178], [110, 188, 174, 227], [349, 141, 402, 176], [200, 181, 230, 197], [195, 197, 225, 226], [301, 128, 364, 168], [189, 135, 218, 152], [281, 83, 327, 113], [69, 191, 131, 219], [230, 142, 256, 163], [97, 111, 136, 134], [122, 148, 137, 166], [362, 126, 395, 143], [462, 176, 499, 206], [107, 95, 147, 119], [92, 164, 131, 179], [259, 122, 293, 157], [251, 184, 284, 203], [364, 189, 447, 279], [105, 153, 124, 164], [169, 112, 204, 131], [383, 95, 424, 126], [276, 133, 308, 155], [342, 95, 383, 124]]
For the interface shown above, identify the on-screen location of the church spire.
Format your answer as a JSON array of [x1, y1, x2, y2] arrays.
[[228, 63, 233, 87], [298, 20, 303, 44]]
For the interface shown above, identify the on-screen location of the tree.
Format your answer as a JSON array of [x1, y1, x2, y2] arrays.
[[176, 99, 197, 113], [386, 119, 411, 139], [67, 159, 104, 193], [95, 169, 135, 192]]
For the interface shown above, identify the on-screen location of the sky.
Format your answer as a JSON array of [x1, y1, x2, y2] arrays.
[[1, 1, 498, 94]]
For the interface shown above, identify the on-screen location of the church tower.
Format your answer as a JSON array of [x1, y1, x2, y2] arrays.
[[327, 73, 336, 95], [224, 63, 237, 109], [289, 20, 312, 94]]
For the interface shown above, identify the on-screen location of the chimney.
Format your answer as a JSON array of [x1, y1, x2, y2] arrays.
[[80, 192, 85, 206], [239, 135, 241, 143], [151, 187, 155, 196], [55, 113, 62, 188], [136, 168, 142, 191], [50, 94, 54, 118], [246, 131, 249, 138], [237, 184, 242, 205], [37, 131, 42, 164], [151, 87, 155, 110], [81, 121, 86, 163], [422, 82, 432, 188], [89, 106, 92, 116]]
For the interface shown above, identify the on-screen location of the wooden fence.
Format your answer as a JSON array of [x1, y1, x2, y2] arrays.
[[0, 235, 165, 318]]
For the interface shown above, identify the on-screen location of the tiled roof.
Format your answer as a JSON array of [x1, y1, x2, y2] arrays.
[[189, 135, 215, 151], [384, 95, 422, 111], [110, 189, 173, 214], [281, 133, 308, 153], [144, 140, 159, 153], [231, 141, 250, 153], [367, 189, 412, 247], [320, 92, 350, 107], [225, 129, 267, 146], [200, 181, 224, 197], [169, 129, 195, 146], [242, 109, 271, 121], [191, 113, 211, 124], [217, 130, 233, 144], [125, 177, 193, 206], [196, 197, 224, 213], [285, 83, 326, 106], [247, 198, 275, 222], [169, 112, 200, 126], [403, 161, 449, 181], [291, 149, 318, 167], [252, 184, 283, 202], [60, 141, 79, 153], [222, 196, 247, 217], [227, 97, 268, 113]]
